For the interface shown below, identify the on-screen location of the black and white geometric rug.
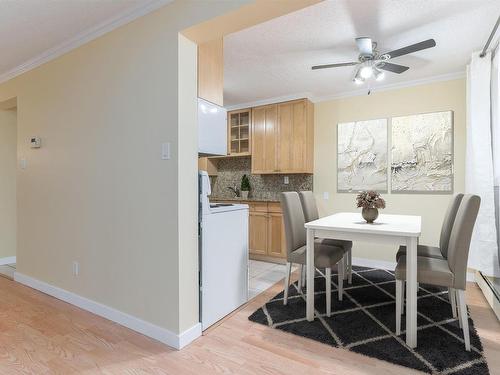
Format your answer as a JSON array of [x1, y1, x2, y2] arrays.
[[249, 265, 489, 374]]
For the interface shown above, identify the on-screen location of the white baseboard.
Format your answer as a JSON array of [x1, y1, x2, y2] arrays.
[[475, 272, 500, 321], [178, 322, 202, 348], [13, 272, 200, 350], [0, 256, 16, 266], [352, 256, 476, 282], [352, 257, 396, 271]]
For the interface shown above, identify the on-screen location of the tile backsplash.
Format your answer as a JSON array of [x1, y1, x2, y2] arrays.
[[209, 156, 313, 201]]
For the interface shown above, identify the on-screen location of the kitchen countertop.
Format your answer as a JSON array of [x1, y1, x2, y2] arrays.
[[210, 196, 280, 203]]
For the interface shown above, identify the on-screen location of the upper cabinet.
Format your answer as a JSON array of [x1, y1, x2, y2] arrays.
[[198, 38, 223, 106], [198, 157, 218, 176], [251, 104, 279, 173], [228, 109, 251, 156], [251, 99, 314, 174]]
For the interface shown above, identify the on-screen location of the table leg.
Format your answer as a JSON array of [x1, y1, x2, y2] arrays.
[[406, 236, 418, 348], [306, 228, 314, 321]]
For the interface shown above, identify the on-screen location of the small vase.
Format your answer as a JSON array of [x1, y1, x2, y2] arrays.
[[241, 191, 249, 200], [362, 207, 378, 223]]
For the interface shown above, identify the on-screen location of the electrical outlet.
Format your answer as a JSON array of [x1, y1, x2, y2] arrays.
[[72, 261, 79, 276], [284, 176, 289, 185]]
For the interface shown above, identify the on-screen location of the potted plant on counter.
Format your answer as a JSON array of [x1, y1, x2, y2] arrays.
[[241, 174, 251, 200], [356, 190, 386, 223]]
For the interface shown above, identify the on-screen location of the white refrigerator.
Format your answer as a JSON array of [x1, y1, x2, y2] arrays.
[[199, 171, 249, 330]]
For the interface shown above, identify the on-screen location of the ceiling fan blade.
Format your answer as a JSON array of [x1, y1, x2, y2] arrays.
[[378, 62, 409, 74], [355, 37, 373, 55], [311, 62, 358, 70], [384, 39, 436, 59]]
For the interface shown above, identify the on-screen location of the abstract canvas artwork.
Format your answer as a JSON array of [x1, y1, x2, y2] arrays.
[[337, 119, 388, 192], [391, 111, 453, 192]]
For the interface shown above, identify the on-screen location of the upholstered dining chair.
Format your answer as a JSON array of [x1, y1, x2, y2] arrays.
[[394, 194, 480, 351], [396, 193, 464, 261], [280, 192, 346, 317], [396, 193, 464, 318], [299, 191, 353, 284]]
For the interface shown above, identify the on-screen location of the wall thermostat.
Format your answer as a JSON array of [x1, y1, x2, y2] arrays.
[[30, 137, 41, 148]]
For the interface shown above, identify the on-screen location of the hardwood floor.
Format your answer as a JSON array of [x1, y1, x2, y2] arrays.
[[0, 273, 499, 374]]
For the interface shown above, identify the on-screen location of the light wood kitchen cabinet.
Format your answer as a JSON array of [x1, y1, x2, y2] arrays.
[[278, 99, 313, 173], [251, 98, 314, 174], [249, 211, 268, 256], [198, 157, 218, 176], [251, 104, 278, 174], [267, 212, 286, 258], [248, 201, 286, 261], [198, 38, 223, 106], [228, 109, 251, 156]]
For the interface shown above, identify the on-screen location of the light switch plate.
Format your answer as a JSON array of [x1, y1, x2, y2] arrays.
[[323, 192, 329, 200], [161, 142, 170, 160], [20, 159, 27, 169]]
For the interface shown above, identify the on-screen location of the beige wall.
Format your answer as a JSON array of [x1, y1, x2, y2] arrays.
[[0, 109, 16, 260], [177, 33, 199, 332], [314, 79, 466, 262], [0, 0, 249, 335]]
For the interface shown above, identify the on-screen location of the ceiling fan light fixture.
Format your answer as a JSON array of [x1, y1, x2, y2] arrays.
[[311, 37, 435, 86], [353, 76, 364, 84], [353, 67, 364, 84], [359, 65, 373, 79], [373, 67, 385, 81]]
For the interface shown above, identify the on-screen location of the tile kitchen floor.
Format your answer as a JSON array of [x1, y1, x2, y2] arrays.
[[249, 260, 297, 300]]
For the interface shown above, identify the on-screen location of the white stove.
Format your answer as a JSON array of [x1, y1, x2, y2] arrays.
[[199, 171, 249, 330]]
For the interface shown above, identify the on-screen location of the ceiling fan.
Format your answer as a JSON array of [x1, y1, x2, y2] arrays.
[[311, 37, 436, 84]]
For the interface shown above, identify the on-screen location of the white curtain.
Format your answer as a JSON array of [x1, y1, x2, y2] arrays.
[[466, 51, 500, 277], [492, 46, 500, 271]]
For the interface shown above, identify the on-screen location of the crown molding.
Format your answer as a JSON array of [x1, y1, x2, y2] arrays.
[[311, 71, 466, 103], [225, 92, 313, 111], [0, 0, 173, 85], [225, 71, 466, 109]]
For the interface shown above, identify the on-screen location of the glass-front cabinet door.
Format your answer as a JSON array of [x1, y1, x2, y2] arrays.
[[228, 109, 251, 156]]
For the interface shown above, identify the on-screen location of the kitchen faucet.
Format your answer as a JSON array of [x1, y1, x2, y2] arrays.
[[227, 186, 240, 197]]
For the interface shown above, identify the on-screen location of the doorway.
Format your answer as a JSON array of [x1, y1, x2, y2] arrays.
[[0, 99, 17, 279]]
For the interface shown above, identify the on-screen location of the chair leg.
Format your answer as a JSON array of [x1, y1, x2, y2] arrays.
[[456, 289, 471, 351], [283, 262, 292, 305], [395, 279, 403, 335], [343, 252, 348, 280], [456, 289, 463, 328], [338, 257, 344, 301], [302, 264, 306, 288], [348, 249, 353, 284], [325, 267, 332, 317], [449, 287, 457, 319], [298, 264, 303, 291], [401, 281, 406, 314]]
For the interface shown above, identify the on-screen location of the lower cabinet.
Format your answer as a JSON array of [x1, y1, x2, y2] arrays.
[[249, 202, 286, 260], [249, 211, 268, 256], [267, 212, 286, 258]]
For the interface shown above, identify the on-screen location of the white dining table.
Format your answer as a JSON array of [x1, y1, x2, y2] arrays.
[[305, 212, 421, 348]]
